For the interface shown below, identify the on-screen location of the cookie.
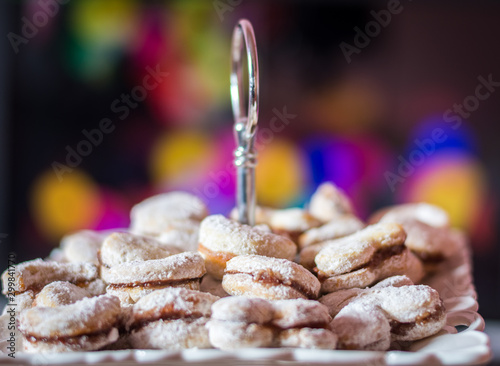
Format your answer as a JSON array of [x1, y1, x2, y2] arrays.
[[329, 283, 446, 350], [207, 297, 275, 350], [367, 285, 446, 341], [368, 203, 450, 228], [309, 182, 354, 223], [1, 259, 99, 296], [103, 252, 206, 305], [33, 281, 91, 308], [222, 255, 321, 300], [130, 192, 208, 235], [198, 215, 296, 279], [231, 207, 321, 243], [1, 290, 34, 315], [330, 301, 391, 351], [207, 296, 335, 350], [298, 215, 364, 249], [60, 230, 105, 265], [278, 328, 338, 349], [208, 320, 274, 349], [156, 219, 201, 252], [319, 275, 414, 317], [314, 223, 424, 293], [127, 287, 219, 349], [271, 299, 331, 329], [99, 232, 181, 268], [369, 203, 458, 271], [19, 294, 120, 353]]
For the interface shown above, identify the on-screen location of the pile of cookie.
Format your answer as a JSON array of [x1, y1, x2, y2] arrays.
[[0, 183, 463, 353]]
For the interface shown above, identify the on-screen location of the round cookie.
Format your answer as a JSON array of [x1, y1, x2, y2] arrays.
[[366, 285, 446, 341], [309, 182, 354, 223], [1, 259, 99, 296], [369, 203, 455, 271], [60, 230, 105, 265], [278, 328, 338, 349], [211, 296, 275, 324], [207, 296, 275, 349], [271, 299, 331, 329], [104, 252, 206, 305], [208, 320, 274, 349], [314, 223, 424, 292], [198, 215, 297, 279], [127, 288, 219, 349], [130, 192, 208, 235], [129, 318, 211, 349], [100, 232, 181, 268], [156, 219, 200, 252], [298, 215, 364, 249], [208, 296, 335, 350], [330, 301, 391, 351], [266, 208, 321, 243], [19, 294, 120, 353], [222, 255, 320, 300], [368, 202, 450, 228], [33, 281, 91, 308]]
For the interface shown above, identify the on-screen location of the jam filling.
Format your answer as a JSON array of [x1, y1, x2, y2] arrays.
[[197, 244, 236, 264]]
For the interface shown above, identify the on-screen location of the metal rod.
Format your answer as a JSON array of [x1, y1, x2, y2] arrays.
[[231, 19, 259, 226]]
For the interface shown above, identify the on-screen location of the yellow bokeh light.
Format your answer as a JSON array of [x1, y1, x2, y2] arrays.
[[31, 170, 101, 241], [256, 139, 305, 207], [149, 131, 215, 186], [408, 159, 486, 230], [70, 0, 139, 46]]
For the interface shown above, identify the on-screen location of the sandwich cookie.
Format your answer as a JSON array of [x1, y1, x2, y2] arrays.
[[127, 287, 219, 349], [309, 182, 354, 223], [207, 296, 336, 350], [99, 232, 181, 268], [1, 259, 99, 296], [19, 294, 120, 353], [231, 206, 321, 243], [222, 255, 321, 300], [314, 223, 424, 293], [155, 219, 201, 252], [60, 230, 105, 265], [198, 215, 296, 279], [319, 275, 414, 318], [130, 192, 208, 236], [369, 203, 458, 271], [298, 215, 364, 250], [104, 252, 206, 306], [368, 202, 450, 228], [33, 281, 91, 308], [330, 283, 446, 350]]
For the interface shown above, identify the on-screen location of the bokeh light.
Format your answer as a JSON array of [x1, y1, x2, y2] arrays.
[[30, 170, 102, 241]]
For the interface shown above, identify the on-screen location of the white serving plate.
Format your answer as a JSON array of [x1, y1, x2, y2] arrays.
[[0, 230, 492, 365]]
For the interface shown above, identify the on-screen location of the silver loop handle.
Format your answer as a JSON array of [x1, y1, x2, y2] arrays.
[[231, 19, 259, 226], [231, 19, 259, 138]]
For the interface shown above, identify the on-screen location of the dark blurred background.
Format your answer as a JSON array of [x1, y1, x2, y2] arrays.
[[0, 0, 499, 354]]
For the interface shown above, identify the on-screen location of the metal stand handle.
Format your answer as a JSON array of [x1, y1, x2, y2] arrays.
[[231, 19, 259, 226]]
